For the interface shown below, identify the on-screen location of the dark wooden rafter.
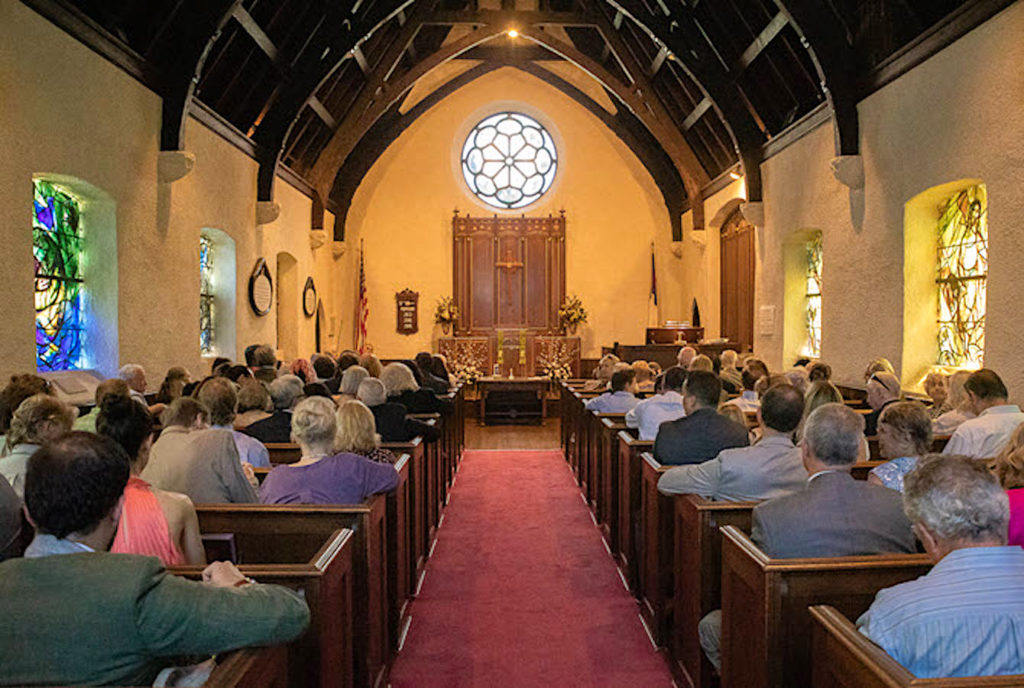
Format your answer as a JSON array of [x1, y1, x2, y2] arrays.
[[601, 0, 767, 204], [155, 0, 243, 151], [252, 0, 416, 202], [327, 60, 687, 240], [771, 0, 860, 156]]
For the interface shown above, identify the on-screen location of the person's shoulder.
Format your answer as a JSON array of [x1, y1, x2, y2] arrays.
[[754, 485, 809, 518], [154, 488, 196, 517]]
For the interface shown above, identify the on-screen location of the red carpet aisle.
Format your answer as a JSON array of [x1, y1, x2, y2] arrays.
[[389, 450, 674, 687]]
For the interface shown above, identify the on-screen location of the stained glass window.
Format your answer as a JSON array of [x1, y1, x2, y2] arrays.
[[34, 180, 84, 371], [936, 185, 987, 368], [200, 235, 215, 354], [803, 233, 823, 358], [461, 112, 557, 209]]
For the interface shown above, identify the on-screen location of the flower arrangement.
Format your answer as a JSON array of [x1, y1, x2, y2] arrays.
[[434, 296, 460, 323], [435, 296, 460, 334], [558, 294, 588, 333], [538, 340, 574, 381], [450, 359, 482, 384]]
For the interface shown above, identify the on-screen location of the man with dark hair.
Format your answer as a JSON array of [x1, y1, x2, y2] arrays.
[[0, 432, 308, 686], [943, 369, 1024, 458], [653, 371, 749, 465], [658, 384, 807, 500], [336, 352, 360, 374], [311, 355, 340, 394], [585, 369, 639, 413], [859, 455, 1024, 678], [243, 344, 260, 368], [626, 366, 687, 440], [697, 403, 914, 671], [723, 367, 762, 413]]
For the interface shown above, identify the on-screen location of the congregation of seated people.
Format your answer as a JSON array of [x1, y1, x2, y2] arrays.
[[0, 344, 455, 684], [624, 345, 1024, 680]]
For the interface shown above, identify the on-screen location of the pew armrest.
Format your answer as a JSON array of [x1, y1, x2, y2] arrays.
[[205, 645, 289, 688], [810, 605, 915, 688]]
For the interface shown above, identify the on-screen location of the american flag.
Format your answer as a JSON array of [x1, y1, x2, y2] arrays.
[[357, 240, 369, 353]]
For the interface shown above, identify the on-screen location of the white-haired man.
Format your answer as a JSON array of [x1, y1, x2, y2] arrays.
[[859, 455, 1024, 678], [118, 364, 164, 416], [676, 346, 697, 369]]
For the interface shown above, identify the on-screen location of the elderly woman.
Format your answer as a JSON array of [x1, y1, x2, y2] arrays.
[[923, 371, 951, 419], [867, 401, 934, 492], [932, 370, 975, 436], [719, 350, 742, 390], [863, 357, 896, 384], [235, 379, 272, 429], [358, 378, 440, 443], [338, 365, 370, 402], [259, 397, 399, 505], [335, 400, 395, 464], [358, 353, 383, 379], [381, 363, 451, 414], [99, 395, 205, 565], [0, 394, 76, 497]]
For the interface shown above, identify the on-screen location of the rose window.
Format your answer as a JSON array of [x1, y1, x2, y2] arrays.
[[461, 112, 558, 209]]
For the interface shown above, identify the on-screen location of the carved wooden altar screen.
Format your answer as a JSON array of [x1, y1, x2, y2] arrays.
[[453, 211, 566, 336], [444, 212, 575, 377]]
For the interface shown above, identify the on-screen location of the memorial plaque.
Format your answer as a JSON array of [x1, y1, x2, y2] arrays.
[[396, 289, 419, 335], [248, 258, 273, 316]]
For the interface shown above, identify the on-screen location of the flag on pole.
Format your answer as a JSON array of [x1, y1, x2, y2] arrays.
[[356, 240, 369, 354], [648, 242, 660, 327]]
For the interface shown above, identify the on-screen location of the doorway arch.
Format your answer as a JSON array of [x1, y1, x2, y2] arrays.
[[719, 208, 755, 352]]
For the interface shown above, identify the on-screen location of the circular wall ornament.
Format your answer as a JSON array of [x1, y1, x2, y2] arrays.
[[461, 112, 557, 209], [303, 277, 317, 317], [248, 258, 273, 316]]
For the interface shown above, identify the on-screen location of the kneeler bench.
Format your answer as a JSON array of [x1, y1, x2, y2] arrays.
[[170, 529, 353, 688], [810, 605, 1024, 687], [193, 501, 390, 688], [719, 526, 931, 688]]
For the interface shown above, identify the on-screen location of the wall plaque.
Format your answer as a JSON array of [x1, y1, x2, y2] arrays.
[[248, 258, 273, 316], [303, 277, 317, 317], [396, 289, 419, 335]]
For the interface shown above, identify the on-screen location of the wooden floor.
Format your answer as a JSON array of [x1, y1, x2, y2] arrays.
[[464, 418, 561, 450]]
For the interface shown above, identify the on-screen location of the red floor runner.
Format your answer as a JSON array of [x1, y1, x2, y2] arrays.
[[389, 450, 674, 687]]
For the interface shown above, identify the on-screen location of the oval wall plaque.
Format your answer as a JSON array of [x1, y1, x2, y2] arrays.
[[303, 277, 317, 317], [248, 258, 274, 316]]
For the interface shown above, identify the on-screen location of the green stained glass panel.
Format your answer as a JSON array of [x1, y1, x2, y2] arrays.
[[936, 185, 987, 368], [803, 233, 822, 358]]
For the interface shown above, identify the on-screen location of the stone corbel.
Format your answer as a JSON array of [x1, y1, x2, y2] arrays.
[[740, 201, 765, 228], [670, 241, 684, 258], [331, 241, 347, 259], [310, 229, 328, 250], [256, 201, 281, 226], [830, 155, 865, 189], [157, 151, 195, 183]]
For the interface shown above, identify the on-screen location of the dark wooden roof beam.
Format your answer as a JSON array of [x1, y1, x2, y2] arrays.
[[734, 11, 788, 71], [649, 45, 668, 76], [352, 45, 371, 74], [681, 96, 711, 130], [231, 5, 282, 66], [422, 10, 598, 26], [308, 96, 338, 129]]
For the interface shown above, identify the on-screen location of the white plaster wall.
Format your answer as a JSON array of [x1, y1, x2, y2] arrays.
[[0, 0, 344, 384]]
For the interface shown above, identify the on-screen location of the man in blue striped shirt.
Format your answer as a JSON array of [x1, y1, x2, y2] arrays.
[[858, 455, 1024, 678]]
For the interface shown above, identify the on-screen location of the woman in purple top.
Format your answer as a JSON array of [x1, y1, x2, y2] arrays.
[[259, 397, 399, 505]]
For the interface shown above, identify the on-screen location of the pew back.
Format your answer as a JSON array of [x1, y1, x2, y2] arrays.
[[720, 526, 932, 688], [616, 431, 653, 589]]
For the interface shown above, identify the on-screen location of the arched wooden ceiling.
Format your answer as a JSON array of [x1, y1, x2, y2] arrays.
[[40, 0, 1006, 239]]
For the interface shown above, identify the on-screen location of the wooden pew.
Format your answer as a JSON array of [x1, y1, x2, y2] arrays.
[[616, 432, 653, 590], [719, 526, 931, 688], [194, 502, 390, 688], [386, 453, 412, 649], [595, 413, 628, 545], [672, 496, 758, 688], [851, 461, 886, 481], [204, 646, 290, 688], [382, 437, 427, 593], [265, 443, 302, 465], [171, 529, 354, 688], [810, 605, 1024, 688], [638, 451, 674, 645], [404, 417, 442, 539], [865, 435, 951, 461]]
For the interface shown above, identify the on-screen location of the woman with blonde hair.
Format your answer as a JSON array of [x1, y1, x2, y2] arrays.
[[932, 370, 976, 436], [992, 423, 1024, 546], [335, 400, 395, 464], [359, 353, 384, 379], [797, 380, 844, 442], [0, 394, 75, 497], [259, 397, 399, 504]]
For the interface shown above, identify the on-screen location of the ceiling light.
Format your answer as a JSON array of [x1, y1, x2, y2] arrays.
[[729, 170, 742, 180], [507, 29, 519, 38]]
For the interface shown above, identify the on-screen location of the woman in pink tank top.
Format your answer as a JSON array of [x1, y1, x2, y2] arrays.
[[96, 395, 205, 565], [991, 424, 1024, 546]]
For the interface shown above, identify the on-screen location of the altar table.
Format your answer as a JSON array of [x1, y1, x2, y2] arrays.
[[476, 377, 550, 426]]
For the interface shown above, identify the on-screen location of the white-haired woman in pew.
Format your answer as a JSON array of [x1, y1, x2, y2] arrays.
[[259, 396, 399, 505]]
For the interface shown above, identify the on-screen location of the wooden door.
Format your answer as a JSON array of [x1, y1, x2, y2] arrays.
[[720, 210, 755, 352]]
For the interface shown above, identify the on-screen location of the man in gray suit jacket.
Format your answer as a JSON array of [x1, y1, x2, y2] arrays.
[[699, 403, 916, 671], [657, 384, 806, 501]]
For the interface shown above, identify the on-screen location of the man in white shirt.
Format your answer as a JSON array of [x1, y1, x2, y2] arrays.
[[723, 368, 761, 413], [943, 369, 1024, 459], [626, 366, 686, 440], [657, 383, 805, 501]]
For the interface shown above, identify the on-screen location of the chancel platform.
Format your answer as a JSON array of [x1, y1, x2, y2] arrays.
[[476, 377, 550, 426]]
